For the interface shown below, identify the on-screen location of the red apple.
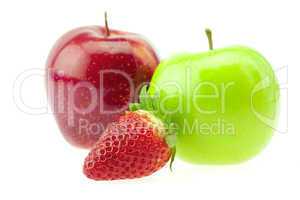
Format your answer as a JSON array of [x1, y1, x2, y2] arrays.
[[46, 15, 159, 148]]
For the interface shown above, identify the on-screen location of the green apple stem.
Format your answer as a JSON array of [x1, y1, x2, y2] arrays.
[[104, 11, 110, 37], [205, 28, 213, 50]]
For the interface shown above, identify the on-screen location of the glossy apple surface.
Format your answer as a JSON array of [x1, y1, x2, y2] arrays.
[[149, 46, 279, 164], [46, 26, 159, 148]]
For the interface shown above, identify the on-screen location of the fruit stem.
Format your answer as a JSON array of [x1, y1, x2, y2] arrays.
[[205, 28, 213, 50], [104, 11, 110, 37]]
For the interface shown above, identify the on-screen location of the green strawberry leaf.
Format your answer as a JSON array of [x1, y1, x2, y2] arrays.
[[169, 147, 176, 172], [129, 103, 140, 111]]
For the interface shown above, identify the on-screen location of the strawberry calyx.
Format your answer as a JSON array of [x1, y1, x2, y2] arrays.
[[129, 85, 177, 171]]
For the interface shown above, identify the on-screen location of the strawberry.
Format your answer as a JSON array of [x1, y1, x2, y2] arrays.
[[83, 86, 176, 180]]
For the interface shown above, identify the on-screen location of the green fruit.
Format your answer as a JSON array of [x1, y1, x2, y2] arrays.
[[148, 29, 279, 164]]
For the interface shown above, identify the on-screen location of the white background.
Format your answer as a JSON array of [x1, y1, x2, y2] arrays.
[[0, 0, 297, 199]]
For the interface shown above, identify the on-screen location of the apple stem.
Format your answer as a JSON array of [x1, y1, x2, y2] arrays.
[[104, 11, 110, 37], [205, 28, 213, 50]]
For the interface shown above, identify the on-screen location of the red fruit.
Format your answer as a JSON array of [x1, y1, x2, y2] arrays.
[[46, 14, 159, 148], [83, 110, 173, 180]]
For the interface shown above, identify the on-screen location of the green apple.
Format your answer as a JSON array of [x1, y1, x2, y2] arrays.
[[148, 29, 279, 164]]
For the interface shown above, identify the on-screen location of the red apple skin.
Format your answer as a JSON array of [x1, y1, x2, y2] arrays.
[[46, 26, 159, 148]]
